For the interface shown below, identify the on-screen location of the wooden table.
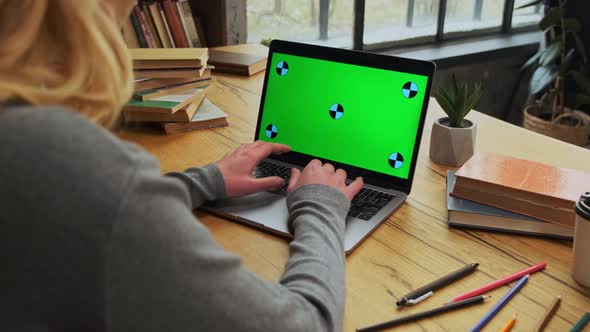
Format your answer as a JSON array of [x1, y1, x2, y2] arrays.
[[119, 45, 590, 332]]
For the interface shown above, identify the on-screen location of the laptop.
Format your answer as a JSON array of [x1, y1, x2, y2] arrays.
[[204, 40, 435, 253]]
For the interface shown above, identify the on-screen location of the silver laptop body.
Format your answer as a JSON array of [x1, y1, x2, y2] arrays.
[[204, 40, 435, 253]]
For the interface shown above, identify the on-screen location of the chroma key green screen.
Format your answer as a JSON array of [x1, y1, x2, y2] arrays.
[[257, 52, 429, 179]]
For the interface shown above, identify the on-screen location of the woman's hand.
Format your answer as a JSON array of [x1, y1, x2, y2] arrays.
[[286, 159, 364, 201], [216, 141, 291, 197]]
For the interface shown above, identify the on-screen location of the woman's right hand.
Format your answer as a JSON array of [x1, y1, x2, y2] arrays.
[[286, 159, 364, 201]]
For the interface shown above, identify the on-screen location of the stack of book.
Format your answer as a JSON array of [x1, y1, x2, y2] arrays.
[[123, 48, 228, 134], [122, 0, 206, 49], [446, 152, 590, 239]]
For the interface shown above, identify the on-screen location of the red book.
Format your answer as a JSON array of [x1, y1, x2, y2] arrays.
[[161, 0, 189, 48], [452, 152, 590, 227]]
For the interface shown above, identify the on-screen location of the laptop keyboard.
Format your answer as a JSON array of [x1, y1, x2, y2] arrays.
[[253, 161, 395, 220]]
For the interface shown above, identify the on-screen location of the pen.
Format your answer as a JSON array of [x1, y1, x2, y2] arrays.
[[570, 312, 590, 332], [499, 314, 517, 332], [356, 295, 489, 332], [533, 296, 561, 332], [470, 274, 529, 332], [396, 263, 479, 306], [449, 262, 545, 303]]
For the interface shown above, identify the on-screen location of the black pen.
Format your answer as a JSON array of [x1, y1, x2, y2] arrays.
[[396, 263, 479, 306], [357, 295, 490, 332]]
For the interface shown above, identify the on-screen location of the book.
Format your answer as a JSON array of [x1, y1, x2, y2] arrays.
[[130, 47, 208, 68], [124, 89, 206, 122], [141, 2, 163, 48], [208, 49, 267, 76], [158, 2, 176, 48], [177, 0, 202, 47], [447, 171, 573, 239], [122, 16, 140, 48], [135, 6, 155, 48], [134, 67, 212, 80], [130, 8, 148, 48], [452, 152, 590, 228], [134, 77, 210, 92], [133, 77, 213, 100], [161, 0, 189, 48], [124, 88, 203, 114], [148, 2, 171, 48], [162, 98, 228, 134]]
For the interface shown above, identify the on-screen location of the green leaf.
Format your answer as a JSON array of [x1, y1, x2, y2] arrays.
[[571, 71, 590, 95], [559, 49, 575, 74], [573, 32, 588, 63], [575, 94, 590, 108], [521, 51, 542, 71], [563, 18, 582, 32], [530, 65, 558, 94], [435, 75, 482, 127], [539, 8, 562, 30], [539, 41, 561, 66], [516, 0, 543, 10]]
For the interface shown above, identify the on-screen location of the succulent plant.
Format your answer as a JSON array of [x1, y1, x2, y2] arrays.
[[435, 75, 482, 128]]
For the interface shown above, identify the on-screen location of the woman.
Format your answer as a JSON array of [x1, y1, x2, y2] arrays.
[[0, 1, 364, 331]]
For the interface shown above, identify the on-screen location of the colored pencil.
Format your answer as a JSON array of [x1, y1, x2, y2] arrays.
[[534, 296, 561, 332], [449, 262, 545, 303], [570, 312, 590, 332], [356, 296, 489, 332], [499, 314, 517, 332], [470, 275, 529, 332]]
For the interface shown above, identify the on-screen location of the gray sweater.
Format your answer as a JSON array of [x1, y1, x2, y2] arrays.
[[0, 106, 349, 332]]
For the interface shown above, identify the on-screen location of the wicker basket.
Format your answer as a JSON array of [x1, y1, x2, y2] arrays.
[[524, 105, 590, 147]]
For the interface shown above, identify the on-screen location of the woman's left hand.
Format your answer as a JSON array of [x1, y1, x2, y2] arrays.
[[216, 141, 291, 197]]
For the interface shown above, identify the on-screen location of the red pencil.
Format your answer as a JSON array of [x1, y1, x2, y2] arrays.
[[448, 262, 546, 303]]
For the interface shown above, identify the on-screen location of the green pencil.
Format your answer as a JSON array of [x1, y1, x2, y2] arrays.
[[570, 312, 590, 332]]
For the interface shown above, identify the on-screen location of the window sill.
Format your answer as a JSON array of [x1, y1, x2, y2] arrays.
[[379, 31, 542, 68]]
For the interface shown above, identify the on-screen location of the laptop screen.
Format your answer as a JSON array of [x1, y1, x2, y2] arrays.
[[256, 52, 429, 180]]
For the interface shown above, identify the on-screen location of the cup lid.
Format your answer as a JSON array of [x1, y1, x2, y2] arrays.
[[577, 192, 590, 220]]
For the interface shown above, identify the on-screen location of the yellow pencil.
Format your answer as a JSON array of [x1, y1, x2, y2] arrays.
[[534, 296, 562, 332], [499, 314, 517, 332]]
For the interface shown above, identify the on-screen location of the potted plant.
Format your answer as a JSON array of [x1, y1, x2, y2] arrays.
[[520, 0, 590, 146], [430, 75, 482, 167]]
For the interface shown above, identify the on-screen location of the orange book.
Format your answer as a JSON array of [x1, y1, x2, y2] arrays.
[[452, 152, 590, 228]]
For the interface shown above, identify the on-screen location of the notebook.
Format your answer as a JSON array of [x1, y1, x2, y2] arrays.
[[203, 40, 435, 253], [447, 171, 573, 239]]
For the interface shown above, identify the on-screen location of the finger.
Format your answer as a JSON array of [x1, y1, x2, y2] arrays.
[[286, 168, 301, 193], [323, 163, 335, 173], [245, 176, 285, 195], [344, 177, 364, 200], [335, 168, 347, 181], [250, 142, 292, 161], [305, 159, 322, 171]]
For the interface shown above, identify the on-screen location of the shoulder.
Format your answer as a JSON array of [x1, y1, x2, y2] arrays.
[[0, 105, 159, 217]]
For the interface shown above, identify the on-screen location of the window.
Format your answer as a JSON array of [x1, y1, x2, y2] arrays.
[[247, 0, 541, 50]]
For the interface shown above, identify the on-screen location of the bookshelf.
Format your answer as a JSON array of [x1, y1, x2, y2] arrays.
[[123, 0, 246, 49]]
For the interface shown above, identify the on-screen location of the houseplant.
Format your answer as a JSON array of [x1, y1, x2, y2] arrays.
[[521, 0, 590, 146], [430, 75, 482, 167]]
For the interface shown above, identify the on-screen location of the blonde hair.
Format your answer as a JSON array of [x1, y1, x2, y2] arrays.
[[0, 0, 133, 127]]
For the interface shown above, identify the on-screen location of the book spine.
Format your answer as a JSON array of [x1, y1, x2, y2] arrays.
[[142, 2, 163, 48], [177, 0, 201, 47], [162, 0, 189, 48], [149, 2, 172, 48], [158, 2, 176, 48], [122, 16, 141, 48], [135, 6, 154, 48], [130, 8, 148, 48]]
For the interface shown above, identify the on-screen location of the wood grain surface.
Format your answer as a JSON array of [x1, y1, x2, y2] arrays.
[[117, 44, 590, 332]]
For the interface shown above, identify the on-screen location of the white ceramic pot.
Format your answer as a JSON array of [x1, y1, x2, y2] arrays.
[[429, 117, 476, 167]]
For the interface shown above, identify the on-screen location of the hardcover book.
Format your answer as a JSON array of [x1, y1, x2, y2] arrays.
[[452, 152, 590, 227], [208, 50, 267, 76], [447, 171, 573, 239], [162, 98, 228, 134]]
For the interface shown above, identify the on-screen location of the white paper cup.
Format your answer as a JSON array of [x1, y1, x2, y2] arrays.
[[572, 192, 590, 287]]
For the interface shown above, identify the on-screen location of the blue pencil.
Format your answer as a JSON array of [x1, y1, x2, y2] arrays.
[[470, 274, 529, 332]]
